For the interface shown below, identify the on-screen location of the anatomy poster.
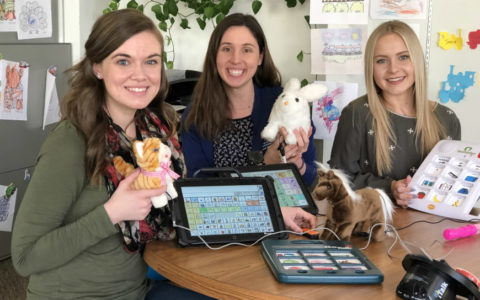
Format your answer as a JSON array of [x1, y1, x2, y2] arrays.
[[370, 0, 427, 19], [311, 27, 366, 74], [0, 59, 29, 121], [310, 0, 369, 25], [0, 0, 16, 31], [0, 183, 17, 232], [15, 0, 52, 39], [312, 81, 358, 140]]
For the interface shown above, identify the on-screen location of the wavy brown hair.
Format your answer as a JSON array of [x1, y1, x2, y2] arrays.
[[364, 20, 445, 175], [184, 13, 281, 140], [61, 8, 175, 186]]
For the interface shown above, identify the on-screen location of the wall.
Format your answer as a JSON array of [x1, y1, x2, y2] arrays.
[[67, 0, 478, 164]]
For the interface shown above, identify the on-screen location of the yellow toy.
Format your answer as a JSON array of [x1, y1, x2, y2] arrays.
[[113, 137, 180, 208]]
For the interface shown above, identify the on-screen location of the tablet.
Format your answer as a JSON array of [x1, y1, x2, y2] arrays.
[[233, 164, 318, 215], [261, 239, 384, 284], [172, 177, 288, 247]]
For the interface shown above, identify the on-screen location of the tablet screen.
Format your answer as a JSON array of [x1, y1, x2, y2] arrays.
[[180, 184, 275, 236], [239, 169, 309, 208]]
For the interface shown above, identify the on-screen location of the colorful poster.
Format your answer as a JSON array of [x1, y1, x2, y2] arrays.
[[0, 0, 16, 32], [15, 0, 52, 39], [312, 81, 358, 140], [311, 27, 366, 75], [310, 0, 369, 25], [370, 0, 427, 20], [0, 59, 29, 121]]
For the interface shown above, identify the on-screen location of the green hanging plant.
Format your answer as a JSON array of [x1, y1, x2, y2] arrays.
[[104, 0, 264, 69]]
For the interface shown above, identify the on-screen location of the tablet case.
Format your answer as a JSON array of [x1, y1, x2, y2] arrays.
[[261, 239, 384, 284], [172, 176, 288, 247], [233, 163, 318, 215]]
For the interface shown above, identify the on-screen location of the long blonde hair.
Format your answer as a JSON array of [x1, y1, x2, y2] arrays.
[[364, 20, 445, 175]]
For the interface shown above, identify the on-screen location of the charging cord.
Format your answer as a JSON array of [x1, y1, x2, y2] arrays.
[[172, 223, 340, 251]]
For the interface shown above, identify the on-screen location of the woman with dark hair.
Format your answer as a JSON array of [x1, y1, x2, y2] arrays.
[[11, 9, 210, 299], [329, 20, 461, 207], [182, 13, 318, 187]]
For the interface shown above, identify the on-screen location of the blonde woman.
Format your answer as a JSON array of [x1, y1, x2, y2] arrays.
[[329, 20, 461, 207]]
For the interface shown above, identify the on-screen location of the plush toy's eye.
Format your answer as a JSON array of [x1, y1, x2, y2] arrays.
[[295, 98, 299, 102], [326, 183, 332, 189], [153, 148, 159, 152], [281, 94, 285, 98]]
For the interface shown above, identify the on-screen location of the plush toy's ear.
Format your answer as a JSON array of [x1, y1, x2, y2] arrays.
[[283, 78, 301, 92], [299, 82, 328, 102], [133, 141, 145, 160]]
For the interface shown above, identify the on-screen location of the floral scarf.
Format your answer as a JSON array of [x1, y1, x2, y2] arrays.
[[103, 108, 184, 253]]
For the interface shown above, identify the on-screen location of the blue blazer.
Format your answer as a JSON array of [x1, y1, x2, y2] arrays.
[[181, 84, 317, 186]]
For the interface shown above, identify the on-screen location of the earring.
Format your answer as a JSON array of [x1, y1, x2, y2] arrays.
[[96, 73, 102, 79]]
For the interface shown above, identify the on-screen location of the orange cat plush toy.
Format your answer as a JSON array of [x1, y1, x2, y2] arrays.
[[113, 137, 180, 208]]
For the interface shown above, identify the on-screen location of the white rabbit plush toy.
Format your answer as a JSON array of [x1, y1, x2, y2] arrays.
[[261, 78, 328, 145]]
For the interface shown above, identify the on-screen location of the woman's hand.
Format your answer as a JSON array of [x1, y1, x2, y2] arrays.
[[281, 207, 317, 233], [283, 127, 311, 174], [264, 127, 311, 173], [104, 169, 167, 224], [391, 175, 414, 208]]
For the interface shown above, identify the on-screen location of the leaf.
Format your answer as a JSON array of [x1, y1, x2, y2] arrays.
[[299, 0, 306, 4], [109, 2, 118, 10], [159, 21, 168, 32], [297, 50, 304, 62], [252, 0, 262, 14], [304, 15, 310, 26], [169, 0, 179, 16], [285, 0, 296, 8], [166, 61, 174, 70], [196, 17, 206, 30], [163, 54, 167, 63], [219, 0, 234, 14], [166, 36, 172, 46], [163, 3, 170, 17], [170, 17, 175, 25], [180, 18, 190, 29], [216, 13, 225, 25], [204, 6, 216, 19], [151, 4, 162, 15], [126, 0, 138, 9], [137, 5, 144, 12], [103, 8, 112, 14], [300, 79, 309, 87]]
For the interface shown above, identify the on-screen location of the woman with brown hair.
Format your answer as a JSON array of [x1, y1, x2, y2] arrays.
[[329, 20, 461, 207], [182, 13, 318, 187], [11, 9, 210, 299]]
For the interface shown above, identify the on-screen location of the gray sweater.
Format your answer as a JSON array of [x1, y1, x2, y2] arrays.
[[328, 95, 461, 197]]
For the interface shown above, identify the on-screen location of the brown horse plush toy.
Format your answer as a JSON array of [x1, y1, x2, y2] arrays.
[[313, 165, 395, 241]]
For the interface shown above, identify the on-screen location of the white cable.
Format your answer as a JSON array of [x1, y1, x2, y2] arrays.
[[172, 224, 340, 250]]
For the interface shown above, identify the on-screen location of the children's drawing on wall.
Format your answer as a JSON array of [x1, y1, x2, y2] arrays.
[[0, 0, 16, 32], [0, 59, 29, 120], [438, 29, 463, 51], [310, 0, 369, 25], [43, 64, 60, 129], [466, 29, 480, 50], [312, 81, 358, 140], [0, 183, 17, 232], [439, 65, 476, 104], [311, 27, 366, 74], [15, 0, 51, 39], [370, 0, 427, 19]]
